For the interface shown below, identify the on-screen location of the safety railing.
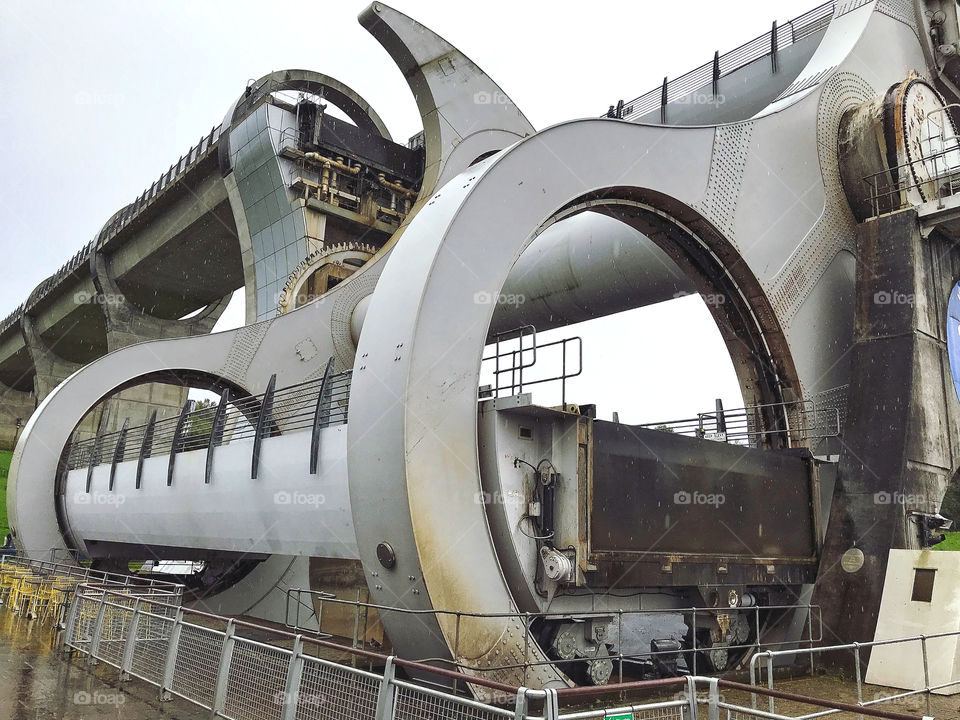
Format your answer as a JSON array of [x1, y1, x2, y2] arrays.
[[750, 635, 960, 719], [58, 581, 932, 720], [608, 1, 834, 122], [285, 588, 823, 684], [64, 363, 352, 473], [481, 326, 583, 407], [639, 397, 840, 448], [0, 555, 182, 594]]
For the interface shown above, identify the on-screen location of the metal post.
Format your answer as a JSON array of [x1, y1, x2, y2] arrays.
[[921, 636, 931, 717], [853, 643, 863, 708], [119, 598, 141, 681], [88, 594, 108, 664], [374, 656, 397, 720], [767, 654, 775, 715], [514, 687, 529, 720], [63, 590, 82, 652], [212, 620, 237, 715], [544, 687, 560, 720], [281, 636, 305, 720], [617, 610, 623, 684], [691, 610, 698, 675], [707, 677, 720, 720], [685, 676, 699, 720], [160, 609, 184, 701]]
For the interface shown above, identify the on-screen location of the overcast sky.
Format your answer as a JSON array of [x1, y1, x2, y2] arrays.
[[0, 0, 819, 424]]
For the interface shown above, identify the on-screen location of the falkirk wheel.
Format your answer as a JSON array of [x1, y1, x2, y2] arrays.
[[8, 0, 960, 690]]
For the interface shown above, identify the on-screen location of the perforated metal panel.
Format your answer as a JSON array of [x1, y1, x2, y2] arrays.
[[768, 72, 874, 323], [697, 123, 755, 245], [219, 320, 273, 386]]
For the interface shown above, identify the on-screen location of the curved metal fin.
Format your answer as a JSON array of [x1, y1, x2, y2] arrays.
[[358, 3, 535, 196], [310, 357, 336, 475], [109, 418, 129, 492], [136, 410, 156, 490], [167, 401, 192, 487], [251, 374, 277, 480], [205, 388, 231, 485]]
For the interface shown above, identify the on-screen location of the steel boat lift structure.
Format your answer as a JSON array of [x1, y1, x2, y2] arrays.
[[9, 0, 960, 689]]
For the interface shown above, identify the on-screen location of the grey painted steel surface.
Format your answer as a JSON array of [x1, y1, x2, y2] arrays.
[[6, 0, 958, 690]]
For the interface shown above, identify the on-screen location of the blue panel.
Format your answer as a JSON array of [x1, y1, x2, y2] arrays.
[[948, 281, 960, 404]]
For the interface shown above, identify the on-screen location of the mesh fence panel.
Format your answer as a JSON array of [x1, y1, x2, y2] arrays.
[[393, 683, 510, 720], [222, 638, 292, 720], [129, 610, 175, 684], [171, 623, 224, 708], [638, 706, 687, 720], [96, 602, 135, 667], [67, 594, 102, 649], [296, 656, 380, 720]]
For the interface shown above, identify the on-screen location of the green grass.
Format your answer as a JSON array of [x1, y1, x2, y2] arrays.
[[0, 450, 9, 541], [934, 530, 960, 551]]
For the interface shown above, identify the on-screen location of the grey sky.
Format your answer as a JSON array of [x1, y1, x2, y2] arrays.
[[0, 0, 819, 423]]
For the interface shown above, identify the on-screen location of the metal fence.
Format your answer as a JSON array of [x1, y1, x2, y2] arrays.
[[750, 636, 960, 718], [58, 582, 933, 720], [0, 554, 182, 595], [638, 396, 841, 449]]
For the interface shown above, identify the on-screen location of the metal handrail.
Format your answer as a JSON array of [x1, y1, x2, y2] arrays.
[[610, 1, 834, 122], [749, 634, 960, 718], [57, 580, 931, 720]]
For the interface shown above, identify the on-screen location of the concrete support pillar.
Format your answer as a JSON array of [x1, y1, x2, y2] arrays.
[[813, 208, 960, 663], [88, 250, 231, 430], [0, 381, 35, 451], [19, 313, 102, 444], [20, 314, 82, 403]]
